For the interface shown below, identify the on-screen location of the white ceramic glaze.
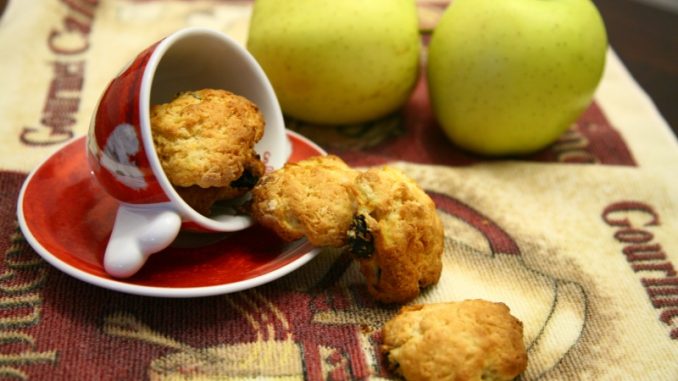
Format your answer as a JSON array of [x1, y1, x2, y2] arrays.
[[103, 203, 182, 278]]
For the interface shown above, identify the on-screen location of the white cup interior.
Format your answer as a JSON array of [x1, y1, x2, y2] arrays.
[[139, 27, 289, 231]]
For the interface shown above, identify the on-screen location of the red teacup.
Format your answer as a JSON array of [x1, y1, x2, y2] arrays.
[[87, 27, 290, 278]]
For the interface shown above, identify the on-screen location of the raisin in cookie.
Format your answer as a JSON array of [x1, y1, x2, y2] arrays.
[[382, 300, 528, 381], [250, 155, 358, 247], [347, 166, 444, 303], [175, 159, 266, 215]]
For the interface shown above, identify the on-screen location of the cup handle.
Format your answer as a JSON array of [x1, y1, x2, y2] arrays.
[[104, 203, 182, 278]]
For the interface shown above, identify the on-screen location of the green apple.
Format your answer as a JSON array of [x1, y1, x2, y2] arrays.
[[427, 0, 607, 155], [247, 0, 420, 125]]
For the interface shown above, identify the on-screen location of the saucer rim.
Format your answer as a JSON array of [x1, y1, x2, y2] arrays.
[[16, 130, 324, 298]]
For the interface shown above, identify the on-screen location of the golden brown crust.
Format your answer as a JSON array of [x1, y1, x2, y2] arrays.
[[250, 155, 358, 247], [350, 166, 444, 304], [252, 159, 443, 304], [151, 89, 265, 189], [382, 300, 528, 381]]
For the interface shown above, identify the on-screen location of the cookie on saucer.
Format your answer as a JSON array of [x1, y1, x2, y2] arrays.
[[250, 155, 358, 247]]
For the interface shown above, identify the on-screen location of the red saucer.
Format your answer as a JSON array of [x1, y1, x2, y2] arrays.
[[17, 130, 325, 297]]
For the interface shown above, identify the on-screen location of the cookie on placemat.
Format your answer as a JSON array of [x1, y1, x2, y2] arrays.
[[250, 155, 358, 247], [382, 300, 527, 381], [151, 88, 265, 189], [347, 166, 444, 303]]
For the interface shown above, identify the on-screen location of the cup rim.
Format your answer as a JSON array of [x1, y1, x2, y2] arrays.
[[138, 27, 275, 231]]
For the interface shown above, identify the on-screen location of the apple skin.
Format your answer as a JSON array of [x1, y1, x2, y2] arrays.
[[247, 0, 420, 125], [427, 0, 607, 156]]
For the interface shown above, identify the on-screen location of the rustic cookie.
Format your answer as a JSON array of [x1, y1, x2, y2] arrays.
[[382, 300, 528, 381], [347, 166, 444, 303], [151, 88, 265, 189], [250, 155, 358, 247]]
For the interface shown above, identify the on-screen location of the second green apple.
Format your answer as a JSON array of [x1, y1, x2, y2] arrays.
[[428, 0, 608, 155], [247, 0, 420, 125]]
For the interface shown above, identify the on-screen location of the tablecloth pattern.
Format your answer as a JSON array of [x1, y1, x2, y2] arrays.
[[0, 0, 677, 379]]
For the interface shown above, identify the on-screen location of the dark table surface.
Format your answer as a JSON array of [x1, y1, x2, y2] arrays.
[[0, 0, 675, 137], [593, 0, 677, 137]]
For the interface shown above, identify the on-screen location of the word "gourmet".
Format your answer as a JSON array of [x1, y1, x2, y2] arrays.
[[603, 200, 678, 340], [20, 0, 99, 146]]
